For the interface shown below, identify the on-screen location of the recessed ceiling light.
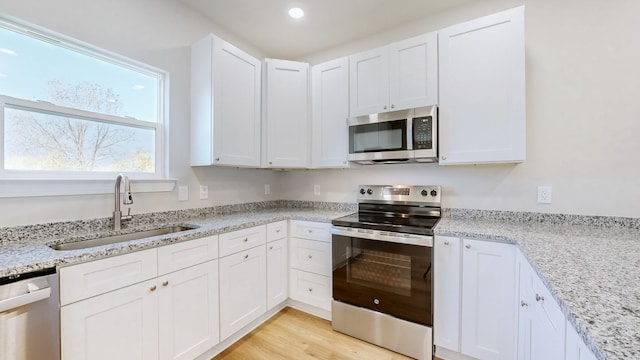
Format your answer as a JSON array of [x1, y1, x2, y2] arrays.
[[288, 7, 304, 19]]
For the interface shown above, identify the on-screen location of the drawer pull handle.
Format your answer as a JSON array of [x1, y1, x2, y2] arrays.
[[536, 294, 545, 302], [307, 288, 313, 292], [244, 254, 249, 259], [162, 281, 169, 287], [521, 301, 528, 308], [150, 285, 157, 292]]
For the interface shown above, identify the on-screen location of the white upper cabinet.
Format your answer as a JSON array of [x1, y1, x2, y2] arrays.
[[349, 32, 438, 117], [191, 34, 262, 167], [262, 59, 310, 168], [311, 57, 349, 168], [438, 6, 526, 165]]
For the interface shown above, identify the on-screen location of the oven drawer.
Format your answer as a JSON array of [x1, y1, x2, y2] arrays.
[[290, 238, 331, 276], [291, 221, 331, 242], [289, 269, 331, 311]]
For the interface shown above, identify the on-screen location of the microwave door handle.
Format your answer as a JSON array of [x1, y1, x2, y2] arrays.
[[407, 117, 413, 150]]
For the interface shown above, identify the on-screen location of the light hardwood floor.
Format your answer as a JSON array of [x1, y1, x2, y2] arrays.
[[213, 307, 417, 360]]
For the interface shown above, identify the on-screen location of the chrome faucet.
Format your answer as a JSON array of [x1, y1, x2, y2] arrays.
[[113, 173, 134, 230]]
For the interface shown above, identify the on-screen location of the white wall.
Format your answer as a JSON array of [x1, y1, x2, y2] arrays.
[[0, 0, 283, 227], [284, 0, 640, 218], [1, 0, 639, 227]]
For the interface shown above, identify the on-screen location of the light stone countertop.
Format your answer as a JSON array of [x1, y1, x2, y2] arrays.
[[0, 207, 353, 279], [436, 212, 640, 360], [1, 203, 638, 360]]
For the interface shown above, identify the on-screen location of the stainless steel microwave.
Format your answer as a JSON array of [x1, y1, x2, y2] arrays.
[[348, 106, 437, 164]]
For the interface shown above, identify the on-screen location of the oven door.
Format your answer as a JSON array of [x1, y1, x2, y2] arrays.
[[332, 230, 432, 326]]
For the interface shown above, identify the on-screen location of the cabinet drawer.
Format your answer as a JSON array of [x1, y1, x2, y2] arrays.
[[290, 238, 331, 276], [219, 225, 266, 257], [291, 221, 331, 242], [267, 221, 288, 242], [289, 269, 331, 311], [157, 235, 218, 275], [59, 248, 157, 305]]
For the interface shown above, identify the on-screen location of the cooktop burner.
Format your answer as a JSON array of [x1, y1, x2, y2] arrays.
[[332, 185, 442, 236]]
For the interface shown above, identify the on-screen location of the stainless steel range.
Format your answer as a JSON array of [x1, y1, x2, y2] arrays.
[[331, 185, 441, 360]]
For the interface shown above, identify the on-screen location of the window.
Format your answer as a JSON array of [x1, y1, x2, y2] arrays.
[[0, 17, 167, 180]]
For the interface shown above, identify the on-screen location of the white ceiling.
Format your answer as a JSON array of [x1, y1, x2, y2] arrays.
[[178, 0, 477, 59]]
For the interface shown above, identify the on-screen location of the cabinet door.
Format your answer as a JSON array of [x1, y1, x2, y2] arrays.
[[60, 279, 159, 360], [218, 244, 267, 341], [388, 32, 438, 110], [158, 260, 219, 360], [517, 252, 565, 360], [460, 239, 516, 360], [433, 236, 461, 352], [311, 57, 350, 168], [565, 320, 597, 360], [438, 6, 525, 164], [267, 238, 288, 310], [349, 46, 389, 117], [190, 34, 262, 167], [263, 59, 310, 168]]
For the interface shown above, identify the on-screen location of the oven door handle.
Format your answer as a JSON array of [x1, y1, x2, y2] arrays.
[[331, 226, 433, 247]]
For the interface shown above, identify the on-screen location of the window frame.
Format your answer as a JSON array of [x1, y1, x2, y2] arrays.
[[0, 15, 170, 184]]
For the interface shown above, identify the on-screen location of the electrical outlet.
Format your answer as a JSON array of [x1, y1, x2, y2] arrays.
[[178, 185, 189, 201], [264, 184, 271, 195], [537, 186, 552, 204], [199, 185, 208, 200], [314, 184, 321, 196]]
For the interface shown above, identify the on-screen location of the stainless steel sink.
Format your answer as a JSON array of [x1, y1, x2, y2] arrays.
[[50, 226, 196, 251]]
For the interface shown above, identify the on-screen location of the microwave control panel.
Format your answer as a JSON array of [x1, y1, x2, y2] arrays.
[[413, 117, 433, 150]]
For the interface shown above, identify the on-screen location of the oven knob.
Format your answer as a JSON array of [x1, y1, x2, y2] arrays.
[[430, 190, 438, 197], [421, 189, 428, 197], [373, 298, 380, 305], [367, 188, 373, 195], [360, 188, 366, 195]]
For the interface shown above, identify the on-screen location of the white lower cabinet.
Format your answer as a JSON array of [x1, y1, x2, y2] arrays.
[[516, 251, 565, 360], [434, 236, 516, 360], [218, 229, 267, 341], [61, 278, 160, 360], [266, 238, 288, 309], [565, 320, 598, 360], [288, 221, 332, 313], [60, 237, 220, 360]]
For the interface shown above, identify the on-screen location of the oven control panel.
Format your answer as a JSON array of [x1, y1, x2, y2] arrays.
[[357, 185, 441, 204]]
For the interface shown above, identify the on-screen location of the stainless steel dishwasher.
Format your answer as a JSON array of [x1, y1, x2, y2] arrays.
[[0, 268, 60, 360]]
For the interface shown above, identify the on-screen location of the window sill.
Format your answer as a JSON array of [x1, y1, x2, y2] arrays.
[[0, 178, 177, 198]]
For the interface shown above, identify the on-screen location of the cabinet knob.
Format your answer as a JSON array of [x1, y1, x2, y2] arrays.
[[383, 105, 387, 110], [269, 246, 274, 250], [535, 294, 545, 302], [307, 288, 313, 292], [243, 237, 248, 242], [391, 104, 395, 109], [150, 285, 157, 292], [308, 229, 313, 233], [215, 157, 220, 161], [465, 244, 471, 249], [343, 161, 347, 164], [269, 161, 273, 165], [521, 301, 528, 308], [162, 281, 169, 287], [441, 155, 447, 160], [244, 254, 249, 259], [444, 240, 450, 245], [276, 229, 280, 233], [308, 254, 313, 259]]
